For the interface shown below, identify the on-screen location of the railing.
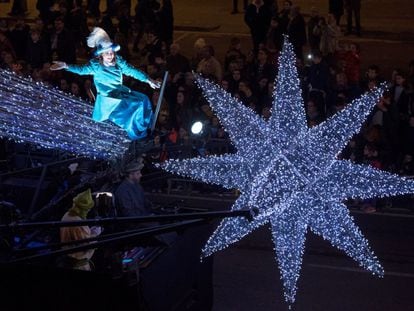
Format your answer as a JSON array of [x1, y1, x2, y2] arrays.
[[0, 157, 89, 218]]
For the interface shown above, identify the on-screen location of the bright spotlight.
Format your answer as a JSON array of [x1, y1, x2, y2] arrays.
[[191, 121, 203, 135]]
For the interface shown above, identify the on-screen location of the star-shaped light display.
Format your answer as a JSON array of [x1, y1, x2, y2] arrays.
[[0, 70, 130, 159], [160, 39, 414, 304]]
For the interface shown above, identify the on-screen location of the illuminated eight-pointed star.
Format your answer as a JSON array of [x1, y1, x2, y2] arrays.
[[160, 39, 414, 304]]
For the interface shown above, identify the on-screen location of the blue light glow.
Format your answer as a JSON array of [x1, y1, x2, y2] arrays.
[[122, 258, 134, 264], [160, 38, 414, 304]]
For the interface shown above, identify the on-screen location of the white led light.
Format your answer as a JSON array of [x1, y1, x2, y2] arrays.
[[0, 70, 130, 159], [160, 37, 414, 305], [191, 121, 203, 135]]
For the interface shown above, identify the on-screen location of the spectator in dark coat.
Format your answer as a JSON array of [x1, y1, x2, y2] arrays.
[[114, 159, 151, 220], [287, 6, 307, 60], [329, 0, 344, 26], [113, 159, 170, 239], [244, 0, 272, 54], [238, 79, 259, 112], [133, 0, 151, 51], [8, 0, 27, 16], [115, 159, 177, 244], [25, 27, 51, 69], [264, 0, 279, 17], [36, 0, 55, 25], [140, 30, 163, 65], [8, 19, 30, 60], [369, 91, 399, 165], [391, 72, 411, 117], [158, 0, 174, 47], [307, 51, 330, 93], [100, 13, 117, 39], [166, 42, 190, 77], [50, 16, 76, 63], [224, 37, 246, 73], [344, 0, 361, 36], [117, 5, 132, 41], [360, 64, 384, 91], [278, 0, 292, 33], [68, 0, 89, 50], [231, 0, 248, 14], [248, 48, 276, 82], [0, 31, 16, 59], [307, 7, 321, 51], [408, 60, 414, 91], [265, 16, 284, 54]]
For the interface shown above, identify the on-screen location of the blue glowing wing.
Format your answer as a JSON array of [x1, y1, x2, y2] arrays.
[[0, 70, 129, 159]]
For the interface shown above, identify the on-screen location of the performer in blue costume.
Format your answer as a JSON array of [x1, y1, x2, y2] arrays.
[[51, 27, 161, 140]]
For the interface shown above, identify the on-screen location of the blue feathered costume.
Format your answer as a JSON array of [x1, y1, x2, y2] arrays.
[[65, 28, 153, 140]]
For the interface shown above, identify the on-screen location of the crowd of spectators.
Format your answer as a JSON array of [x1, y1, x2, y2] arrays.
[[1, 0, 414, 183]]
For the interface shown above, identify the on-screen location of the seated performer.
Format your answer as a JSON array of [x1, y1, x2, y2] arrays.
[[51, 27, 161, 140]]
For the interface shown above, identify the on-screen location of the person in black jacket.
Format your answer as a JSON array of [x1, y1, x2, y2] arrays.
[[50, 16, 76, 63], [8, 18, 30, 61], [67, 0, 88, 51], [244, 0, 272, 55], [166, 43, 190, 77], [344, 0, 361, 36], [231, 0, 248, 14], [287, 5, 306, 61], [329, 0, 344, 26], [158, 0, 174, 48], [114, 159, 151, 221], [278, 0, 292, 33], [25, 27, 51, 69], [36, 0, 55, 25]]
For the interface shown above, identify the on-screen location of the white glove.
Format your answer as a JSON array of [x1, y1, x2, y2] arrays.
[[90, 226, 103, 236], [50, 61, 68, 71], [148, 79, 161, 89], [68, 162, 78, 174]]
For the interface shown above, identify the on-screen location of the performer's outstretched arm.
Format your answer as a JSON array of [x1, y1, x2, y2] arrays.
[[51, 61, 95, 76], [66, 62, 95, 76], [117, 56, 161, 89]]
